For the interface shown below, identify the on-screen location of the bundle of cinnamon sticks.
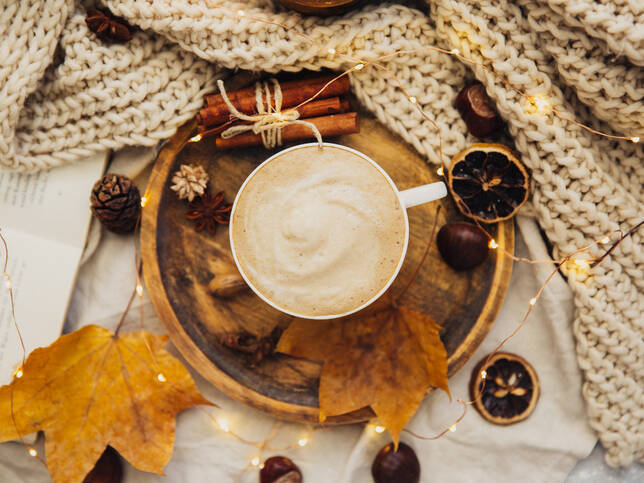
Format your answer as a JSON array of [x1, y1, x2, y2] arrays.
[[196, 75, 359, 149]]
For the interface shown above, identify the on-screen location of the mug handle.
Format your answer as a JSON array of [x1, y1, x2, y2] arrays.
[[399, 182, 448, 209]]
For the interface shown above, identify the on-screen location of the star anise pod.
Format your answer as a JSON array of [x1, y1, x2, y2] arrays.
[[185, 191, 232, 234], [85, 8, 132, 43]]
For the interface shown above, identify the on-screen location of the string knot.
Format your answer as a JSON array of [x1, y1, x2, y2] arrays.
[[217, 78, 323, 149]]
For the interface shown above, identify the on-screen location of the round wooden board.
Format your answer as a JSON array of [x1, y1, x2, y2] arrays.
[[141, 112, 514, 424]]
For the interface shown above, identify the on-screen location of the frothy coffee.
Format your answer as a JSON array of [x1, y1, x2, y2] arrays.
[[231, 144, 407, 317]]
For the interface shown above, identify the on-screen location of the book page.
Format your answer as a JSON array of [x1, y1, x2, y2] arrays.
[[0, 152, 108, 384]]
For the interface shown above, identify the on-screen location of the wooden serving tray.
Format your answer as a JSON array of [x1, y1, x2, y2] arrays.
[[141, 111, 514, 423]]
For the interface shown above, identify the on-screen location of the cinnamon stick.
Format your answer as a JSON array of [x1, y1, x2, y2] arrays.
[[197, 97, 351, 135], [215, 112, 359, 150], [198, 75, 351, 128]]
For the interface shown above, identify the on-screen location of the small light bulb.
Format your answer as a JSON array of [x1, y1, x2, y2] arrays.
[[28, 448, 37, 457], [251, 457, 260, 466], [409, 96, 417, 104], [601, 237, 610, 244], [15, 369, 23, 379], [436, 166, 444, 176], [480, 370, 487, 379], [526, 94, 551, 114], [140, 196, 148, 208], [5, 278, 12, 290], [573, 259, 589, 268], [529, 298, 537, 306], [488, 239, 499, 249], [136, 284, 143, 297], [450, 48, 459, 55], [631, 136, 640, 143], [157, 373, 166, 382], [354, 63, 365, 71], [449, 425, 456, 432], [189, 134, 202, 143], [374, 425, 385, 433], [327, 48, 336, 55], [237, 10, 245, 16], [218, 419, 229, 432], [298, 438, 308, 447]]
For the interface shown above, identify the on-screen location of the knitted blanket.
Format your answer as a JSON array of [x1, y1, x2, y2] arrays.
[[2, 0, 642, 467]]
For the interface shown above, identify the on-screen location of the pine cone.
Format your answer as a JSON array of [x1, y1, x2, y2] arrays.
[[90, 174, 141, 234], [170, 164, 209, 202]]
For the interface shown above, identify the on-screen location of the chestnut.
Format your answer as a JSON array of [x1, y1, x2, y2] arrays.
[[260, 456, 303, 483], [371, 442, 420, 483], [437, 222, 489, 270], [83, 447, 122, 483], [455, 83, 504, 138]]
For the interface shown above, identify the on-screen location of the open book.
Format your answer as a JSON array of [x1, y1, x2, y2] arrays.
[[0, 152, 108, 385]]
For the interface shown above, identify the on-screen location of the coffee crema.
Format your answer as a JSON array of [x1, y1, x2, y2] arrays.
[[231, 145, 407, 317]]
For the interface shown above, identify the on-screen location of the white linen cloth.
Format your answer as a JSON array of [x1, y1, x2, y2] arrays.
[[0, 147, 612, 482]]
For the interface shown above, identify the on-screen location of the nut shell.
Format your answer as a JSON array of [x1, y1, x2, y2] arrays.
[[371, 442, 420, 483], [470, 352, 540, 425], [90, 173, 141, 234], [437, 223, 489, 270]]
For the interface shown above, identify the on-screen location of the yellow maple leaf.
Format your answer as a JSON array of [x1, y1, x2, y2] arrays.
[[0, 325, 211, 483], [277, 298, 449, 446]]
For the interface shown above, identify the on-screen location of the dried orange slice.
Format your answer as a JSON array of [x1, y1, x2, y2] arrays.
[[470, 352, 540, 425], [447, 144, 529, 223]]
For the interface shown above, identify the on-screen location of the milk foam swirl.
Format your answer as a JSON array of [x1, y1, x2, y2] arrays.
[[231, 145, 407, 317]]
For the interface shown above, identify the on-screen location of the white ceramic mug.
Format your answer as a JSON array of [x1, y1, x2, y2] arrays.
[[229, 142, 447, 319]]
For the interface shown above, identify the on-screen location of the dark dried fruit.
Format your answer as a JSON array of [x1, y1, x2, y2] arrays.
[[437, 223, 489, 270], [83, 446, 123, 483], [371, 442, 420, 483], [470, 352, 540, 425], [220, 327, 282, 365], [455, 83, 504, 138], [185, 191, 232, 234], [260, 456, 302, 483], [90, 173, 141, 234], [448, 143, 529, 223], [85, 9, 132, 43]]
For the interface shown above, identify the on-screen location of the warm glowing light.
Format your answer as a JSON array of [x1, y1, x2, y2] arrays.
[[354, 63, 365, 71], [601, 237, 610, 244], [15, 369, 23, 379], [237, 10, 245, 16], [573, 258, 590, 269], [526, 94, 551, 114], [529, 298, 537, 306], [136, 284, 143, 297], [251, 457, 260, 466], [140, 196, 148, 208], [298, 438, 308, 447], [436, 166, 444, 176], [28, 448, 37, 457], [449, 425, 456, 432], [218, 419, 230, 432], [5, 277, 11, 290], [631, 137, 640, 143], [189, 134, 202, 143], [450, 48, 459, 55], [374, 425, 386, 433], [157, 373, 166, 382], [327, 48, 336, 55], [409, 96, 417, 104], [480, 370, 487, 379], [488, 239, 499, 249]]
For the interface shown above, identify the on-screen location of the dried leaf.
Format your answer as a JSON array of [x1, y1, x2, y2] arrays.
[[0, 325, 211, 483], [277, 296, 449, 445]]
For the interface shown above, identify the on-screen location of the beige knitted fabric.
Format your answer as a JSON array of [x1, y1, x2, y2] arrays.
[[1, 0, 642, 467]]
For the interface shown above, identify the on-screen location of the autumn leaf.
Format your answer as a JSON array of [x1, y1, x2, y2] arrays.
[[277, 296, 449, 445], [0, 325, 211, 483]]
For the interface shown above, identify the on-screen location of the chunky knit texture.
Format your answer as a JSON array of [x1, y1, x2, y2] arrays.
[[1, 0, 642, 467]]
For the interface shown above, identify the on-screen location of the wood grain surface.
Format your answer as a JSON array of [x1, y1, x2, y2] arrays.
[[141, 110, 514, 423]]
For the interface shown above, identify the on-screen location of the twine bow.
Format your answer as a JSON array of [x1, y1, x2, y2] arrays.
[[217, 79, 323, 149]]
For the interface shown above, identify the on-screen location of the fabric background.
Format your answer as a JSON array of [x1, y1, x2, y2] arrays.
[[0, 0, 642, 469]]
